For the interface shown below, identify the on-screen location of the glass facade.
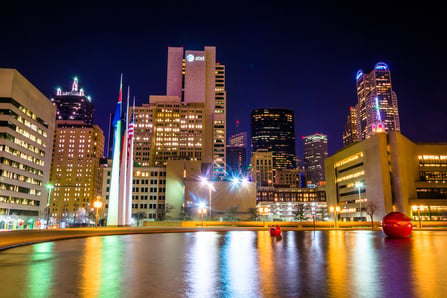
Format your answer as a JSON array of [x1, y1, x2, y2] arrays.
[[251, 108, 296, 169]]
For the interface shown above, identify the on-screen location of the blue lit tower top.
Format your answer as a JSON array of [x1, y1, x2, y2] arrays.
[[51, 77, 95, 126]]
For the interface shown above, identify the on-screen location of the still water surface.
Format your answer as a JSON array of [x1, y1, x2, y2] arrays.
[[0, 230, 446, 298]]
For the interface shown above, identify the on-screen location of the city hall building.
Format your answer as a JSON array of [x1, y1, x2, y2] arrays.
[[325, 131, 447, 222]]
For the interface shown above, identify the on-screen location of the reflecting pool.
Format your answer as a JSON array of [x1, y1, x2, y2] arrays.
[[1, 230, 446, 297]]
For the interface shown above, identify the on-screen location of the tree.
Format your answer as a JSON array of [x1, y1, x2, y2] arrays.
[[248, 208, 258, 221], [157, 203, 174, 220], [74, 207, 88, 224], [134, 212, 147, 226], [365, 200, 378, 230], [224, 206, 240, 222], [180, 206, 192, 221], [294, 205, 308, 222]]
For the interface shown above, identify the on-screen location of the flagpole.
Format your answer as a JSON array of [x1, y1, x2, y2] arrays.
[[118, 86, 130, 225], [125, 96, 135, 225], [107, 74, 123, 226]]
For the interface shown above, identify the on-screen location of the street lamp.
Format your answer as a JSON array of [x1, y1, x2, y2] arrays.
[[258, 206, 270, 226], [311, 203, 316, 231], [198, 204, 207, 227], [329, 206, 340, 229], [201, 177, 214, 220], [46, 184, 54, 229], [93, 197, 103, 228], [412, 205, 425, 229], [355, 181, 363, 221]]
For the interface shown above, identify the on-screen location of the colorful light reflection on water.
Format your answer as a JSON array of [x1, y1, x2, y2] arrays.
[[1, 230, 447, 297]]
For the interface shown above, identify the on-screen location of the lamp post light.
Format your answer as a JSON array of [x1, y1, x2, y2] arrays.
[[355, 181, 363, 221], [198, 205, 207, 227], [412, 205, 425, 229], [201, 177, 214, 220], [329, 206, 340, 229], [93, 198, 103, 228], [258, 206, 270, 227], [46, 184, 54, 229]]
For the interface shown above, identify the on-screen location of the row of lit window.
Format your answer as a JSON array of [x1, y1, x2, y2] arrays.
[[16, 126, 46, 147], [6, 132, 44, 156], [418, 155, 447, 167], [334, 152, 364, 168], [0, 145, 44, 166], [0, 182, 40, 196], [0, 156, 43, 176], [0, 195, 39, 206], [416, 188, 447, 199], [336, 171, 365, 183], [15, 114, 46, 137], [419, 171, 447, 182], [1, 170, 41, 185]]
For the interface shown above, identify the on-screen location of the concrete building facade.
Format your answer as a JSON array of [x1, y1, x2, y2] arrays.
[[50, 121, 104, 225], [0, 69, 56, 228], [166, 46, 226, 178], [325, 131, 447, 222]]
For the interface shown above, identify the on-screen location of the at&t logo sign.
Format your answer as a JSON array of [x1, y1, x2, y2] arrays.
[[186, 54, 205, 62]]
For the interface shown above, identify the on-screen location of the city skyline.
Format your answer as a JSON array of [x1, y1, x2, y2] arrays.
[[1, 2, 445, 157]]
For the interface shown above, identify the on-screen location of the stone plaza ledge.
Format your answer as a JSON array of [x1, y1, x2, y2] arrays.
[[1, 221, 446, 251]]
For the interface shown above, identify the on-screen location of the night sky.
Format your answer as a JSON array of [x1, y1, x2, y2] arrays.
[[1, 2, 445, 157]]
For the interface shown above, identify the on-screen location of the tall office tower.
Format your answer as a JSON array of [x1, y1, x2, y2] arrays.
[[132, 96, 204, 167], [166, 46, 226, 178], [0, 69, 56, 222], [303, 133, 328, 186], [49, 78, 104, 226], [49, 121, 104, 224], [342, 106, 358, 146], [355, 62, 400, 140], [250, 149, 274, 187], [251, 108, 296, 169], [51, 77, 94, 126], [226, 132, 247, 175]]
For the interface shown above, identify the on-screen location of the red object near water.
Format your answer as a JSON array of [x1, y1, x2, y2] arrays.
[[270, 225, 282, 236], [382, 212, 413, 238]]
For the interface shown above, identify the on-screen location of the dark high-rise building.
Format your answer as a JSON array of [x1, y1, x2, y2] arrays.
[[342, 106, 358, 146], [303, 133, 328, 186], [343, 62, 400, 146], [51, 77, 94, 126], [251, 108, 296, 169], [226, 132, 247, 175]]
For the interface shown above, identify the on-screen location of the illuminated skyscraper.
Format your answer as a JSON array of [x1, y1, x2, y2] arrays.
[[251, 108, 296, 169], [132, 96, 204, 167], [0, 69, 56, 222], [344, 62, 400, 146], [303, 133, 328, 186], [166, 46, 226, 177], [342, 106, 358, 146], [51, 77, 94, 126], [50, 121, 104, 224], [49, 78, 104, 226]]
